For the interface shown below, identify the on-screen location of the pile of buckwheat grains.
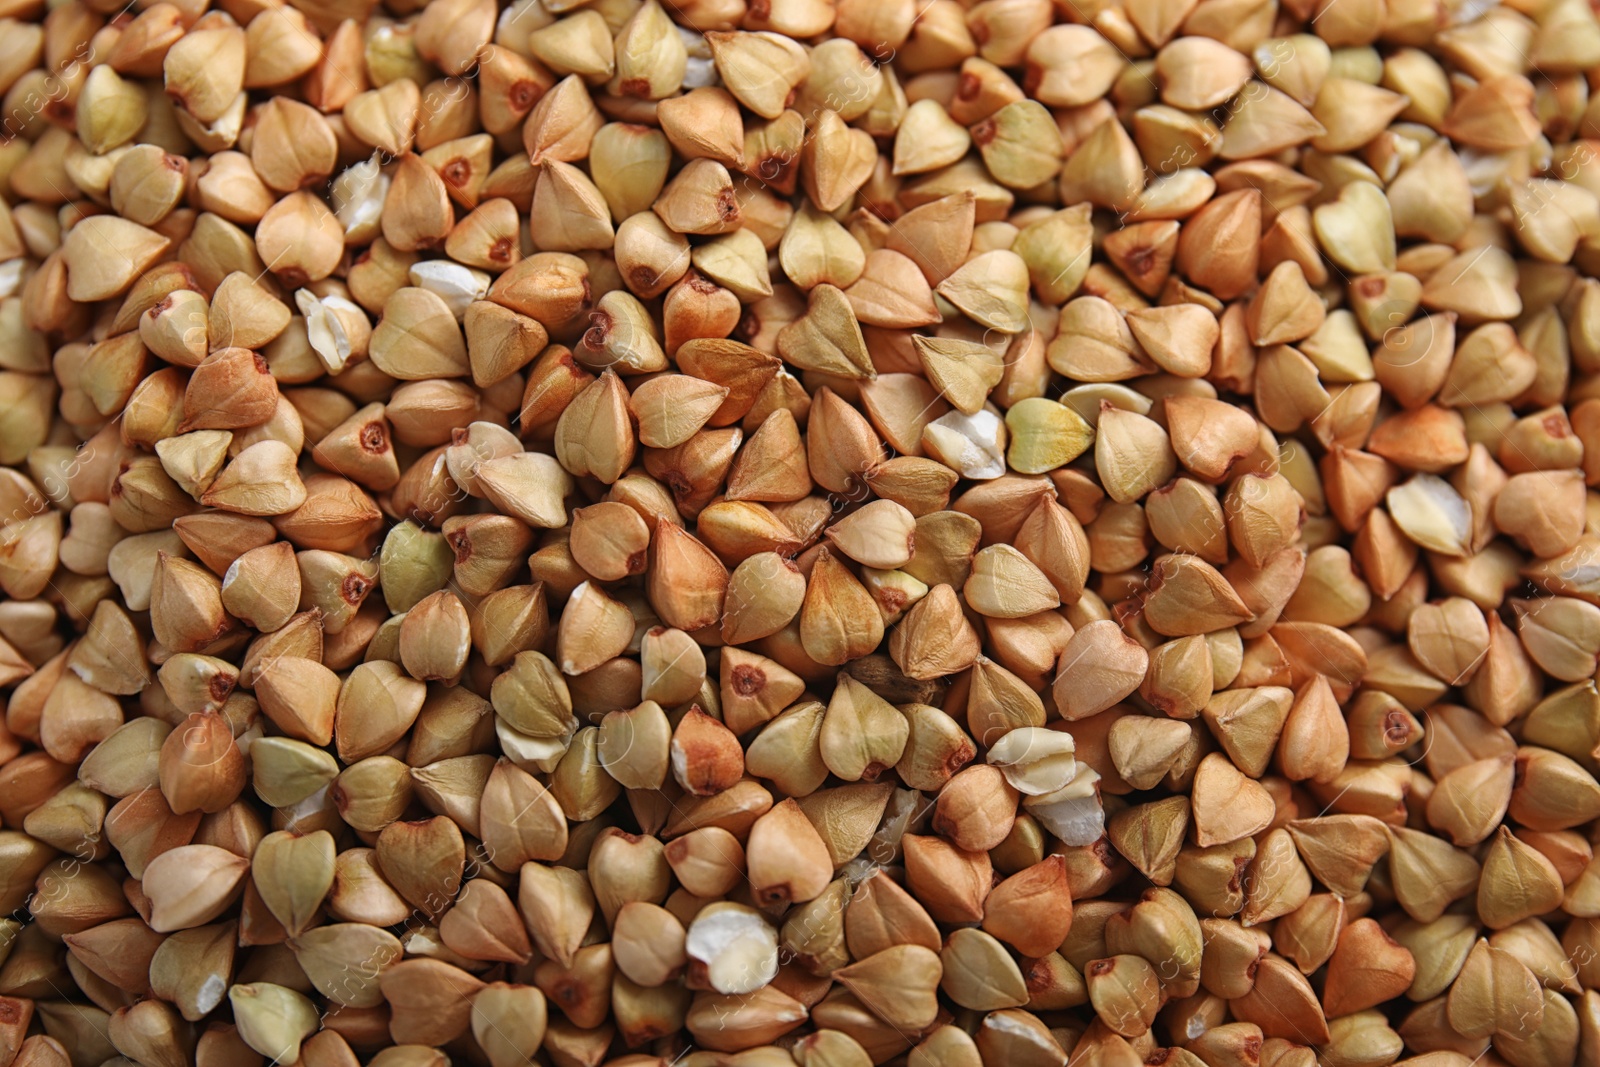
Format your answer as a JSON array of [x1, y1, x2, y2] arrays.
[[5, 0, 1600, 1063]]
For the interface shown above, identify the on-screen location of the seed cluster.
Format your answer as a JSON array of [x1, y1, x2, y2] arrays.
[[2, 0, 1600, 1064]]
